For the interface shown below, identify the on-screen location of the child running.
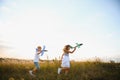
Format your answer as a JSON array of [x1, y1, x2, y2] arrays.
[[29, 46, 42, 77], [58, 44, 76, 75]]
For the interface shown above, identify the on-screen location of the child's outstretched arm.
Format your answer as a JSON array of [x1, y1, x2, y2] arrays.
[[69, 47, 76, 54]]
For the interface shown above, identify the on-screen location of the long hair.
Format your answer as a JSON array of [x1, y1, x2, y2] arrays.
[[63, 45, 70, 53]]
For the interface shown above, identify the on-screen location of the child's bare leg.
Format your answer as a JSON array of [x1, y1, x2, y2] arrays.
[[62, 67, 69, 75], [65, 68, 69, 75], [32, 67, 37, 74], [32, 67, 38, 73]]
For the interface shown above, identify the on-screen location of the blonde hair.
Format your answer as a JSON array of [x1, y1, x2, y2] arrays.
[[37, 46, 41, 49]]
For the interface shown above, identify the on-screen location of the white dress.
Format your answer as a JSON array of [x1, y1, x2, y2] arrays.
[[34, 53, 40, 62], [34, 50, 40, 62], [61, 53, 70, 68]]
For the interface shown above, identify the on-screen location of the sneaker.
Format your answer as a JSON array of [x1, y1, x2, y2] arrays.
[[29, 70, 36, 77], [58, 68, 61, 74]]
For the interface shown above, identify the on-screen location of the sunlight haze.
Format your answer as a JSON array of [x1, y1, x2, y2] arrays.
[[0, 0, 120, 62]]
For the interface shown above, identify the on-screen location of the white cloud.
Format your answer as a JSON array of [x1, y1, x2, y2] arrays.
[[10, 2, 17, 7], [0, 1, 17, 13], [0, 6, 10, 12], [86, 12, 105, 24]]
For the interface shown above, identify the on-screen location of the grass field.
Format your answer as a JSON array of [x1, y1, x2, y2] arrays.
[[0, 58, 120, 80]]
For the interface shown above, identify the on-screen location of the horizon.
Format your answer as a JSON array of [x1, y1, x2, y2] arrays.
[[0, 54, 120, 63]]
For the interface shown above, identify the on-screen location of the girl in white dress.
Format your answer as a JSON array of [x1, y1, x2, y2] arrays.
[[58, 45, 76, 75]]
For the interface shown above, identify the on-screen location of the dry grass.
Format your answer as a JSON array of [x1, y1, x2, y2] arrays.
[[0, 58, 120, 80]]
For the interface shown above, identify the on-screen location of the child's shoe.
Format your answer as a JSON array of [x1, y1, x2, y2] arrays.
[[58, 68, 61, 74], [29, 70, 36, 77]]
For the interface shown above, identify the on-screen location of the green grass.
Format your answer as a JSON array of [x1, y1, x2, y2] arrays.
[[0, 59, 120, 80]]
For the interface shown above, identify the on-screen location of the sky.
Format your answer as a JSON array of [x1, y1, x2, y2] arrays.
[[0, 0, 120, 62]]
